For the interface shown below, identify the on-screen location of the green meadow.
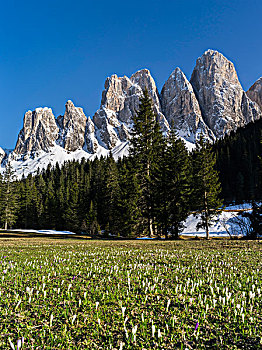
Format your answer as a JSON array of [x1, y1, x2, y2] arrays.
[[0, 237, 261, 349]]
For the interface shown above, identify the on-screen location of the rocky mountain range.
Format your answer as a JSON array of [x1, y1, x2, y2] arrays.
[[1, 49, 262, 177]]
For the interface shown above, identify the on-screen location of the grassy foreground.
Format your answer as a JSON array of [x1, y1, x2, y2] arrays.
[[0, 238, 261, 349]]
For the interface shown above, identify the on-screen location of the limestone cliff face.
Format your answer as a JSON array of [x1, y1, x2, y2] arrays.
[[93, 74, 131, 149], [13, 100, 100, 159], [161, 67, 215, 142], [130, 69, 169, 132], [247, 77, 262, 110], [93, 69, 169, 149], [14, 107, 59, 158], [190, 50, 261, 137], [57, 100, 87, 152], [85, 117, 98, 153], [0, 147, 5, 163]]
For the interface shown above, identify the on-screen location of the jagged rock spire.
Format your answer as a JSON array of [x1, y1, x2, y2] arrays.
[[247, 77, 262, 110], [57, 100, 87, 152], [161, 67, 215, 142], [93, 69, 169, 149], [14, 107, 59, 159], [190, 49, 261, 137]]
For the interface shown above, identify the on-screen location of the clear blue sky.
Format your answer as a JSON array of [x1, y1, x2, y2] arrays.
[[1, 0, 262, 148]]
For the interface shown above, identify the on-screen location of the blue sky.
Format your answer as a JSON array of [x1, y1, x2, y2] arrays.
[[1, 0, 262, 148]]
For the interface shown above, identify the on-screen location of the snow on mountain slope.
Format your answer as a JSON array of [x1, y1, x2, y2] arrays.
[[6, 142, 129, 179]]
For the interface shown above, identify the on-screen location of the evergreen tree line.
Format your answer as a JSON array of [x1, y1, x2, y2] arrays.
[[213, 118, 262, 203], [0, 91, 227, 238]]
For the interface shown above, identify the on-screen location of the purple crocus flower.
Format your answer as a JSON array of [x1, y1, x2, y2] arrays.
[[195, 322, 199, 331]]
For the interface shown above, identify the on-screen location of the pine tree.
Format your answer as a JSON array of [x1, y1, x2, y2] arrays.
[[193, 136, 223, 239], [242, 202, 262, 239], [0, 162, 18, 229], [21, 175, 39, 228], [129, 89, 161, 236], [104, 155, 120, 235], [64, 181, 80, 232], [117, 159, 141, 237], [150, 119, 168, 236], [165, 127, 192, 238], [45, 178, 58, 229], [90, 157, 106, 229], [86, 200, 100, 235]]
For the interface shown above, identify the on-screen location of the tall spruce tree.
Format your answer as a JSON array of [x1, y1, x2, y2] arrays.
[[118, 159, 141, 237], [63, 181, 80, 232], [86, 200, 100, 235], [129, 89, 163, 236], [241, 202, 262, 239], [104, 154, 121, 235], [152, 126, 168, 237], [193, 136, 223, 239], [165, 127, 192, 238], [0, 162, 18, 229]]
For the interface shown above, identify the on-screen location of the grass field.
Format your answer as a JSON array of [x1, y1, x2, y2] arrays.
[[0, 237, 261, 349]]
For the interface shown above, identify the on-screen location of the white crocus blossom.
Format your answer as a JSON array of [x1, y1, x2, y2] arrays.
[[122, 306, 126, 317], [166, 299, 171, 312], [8, 338, 15, 350], [158, 329, 162, 338], [72, 315, 77, 325], [50, 314, 54, 327], [152, 324, 156, 337]]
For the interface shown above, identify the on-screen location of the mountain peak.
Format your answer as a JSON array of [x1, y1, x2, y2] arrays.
[[65, 100, 75, 108], [58, 100, 87, 152], [130, 68, 151, 79], [203, 49, 223, 56], [190, 50, 261, 137], [130, 68, 154, 87], [34, 106, 53, 114], [13, 107, 59, 158], [168, 67, 190, 88], [161, 66, 214, 143], [247, 77, 262, 110]]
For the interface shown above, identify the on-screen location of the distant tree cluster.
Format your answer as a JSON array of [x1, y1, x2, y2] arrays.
[[214, 119, 262, 203], [5, 90, 262, 239]]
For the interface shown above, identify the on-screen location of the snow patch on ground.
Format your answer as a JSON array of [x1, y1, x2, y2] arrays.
[[182, 205, 252, 237], [10, 229, 76, 235], [136, 204, 253, 239]]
